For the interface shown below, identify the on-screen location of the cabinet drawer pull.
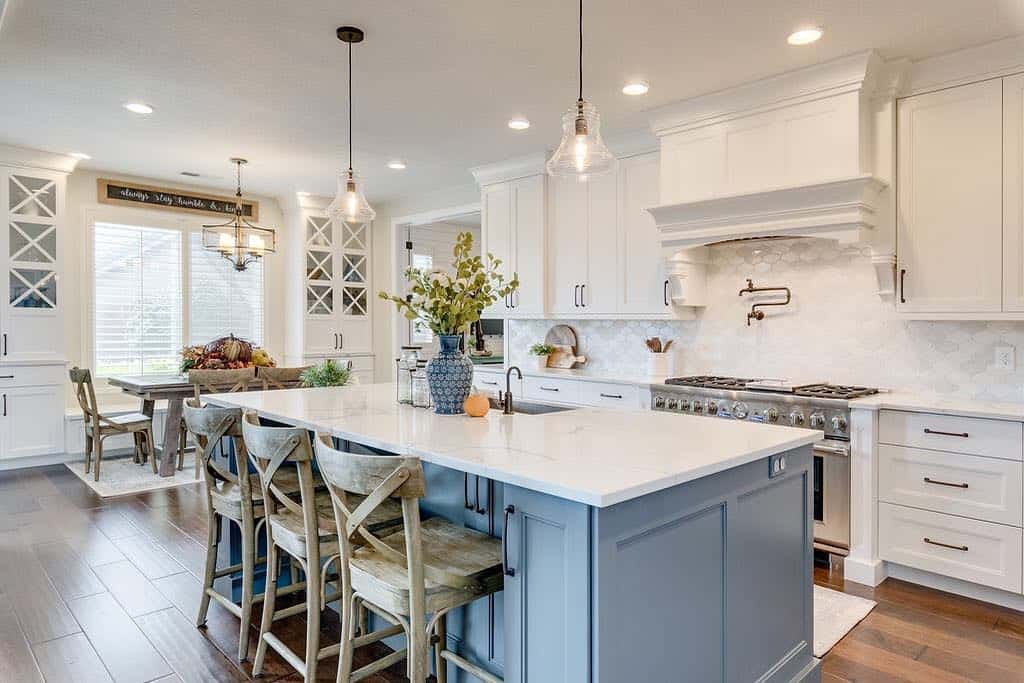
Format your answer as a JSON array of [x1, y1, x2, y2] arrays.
[[923, 477, 969, 489], [539, 386, 559, 392], [475, 475, 486, 515], [334, 333, 338, 350], [923, 537, 968, 552], [923, 428, 969, 438], [2, 333, 6, 356], [502, 505, 516, 577], [481, 380, 498, 386], [580, 284, 586, 307], [339, 332, 343, 349], [599, 393, 622, 399], [0, 375, 13, 380], [899, 268, 907, 304], [2, 393, 6, 417], [463, 473, 473, 510], [663, 279, 670, 307], [573, 284, 580, 308]]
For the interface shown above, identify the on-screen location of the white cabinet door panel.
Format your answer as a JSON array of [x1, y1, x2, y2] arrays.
[[584, 172, 617, 314], [617, 153, 666, 315], [482, 184, 513, 319], [511, 176, 545, 317], [547, 177, 588, 315], [2, 384, 63, 458], [897, 80, 1003, 313], [1004, 74, 1024, 311]]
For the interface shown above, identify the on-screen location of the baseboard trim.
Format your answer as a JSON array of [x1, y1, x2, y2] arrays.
[[843, 556, 887, 587], [885, 562, 1024, 610]]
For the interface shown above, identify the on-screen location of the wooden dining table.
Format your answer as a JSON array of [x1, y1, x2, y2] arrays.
[[106, 373, 301, 477]]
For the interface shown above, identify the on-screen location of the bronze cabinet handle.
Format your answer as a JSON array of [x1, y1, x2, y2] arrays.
[[924, 428, 969, 438], [573, 284, 580, 307], [600, 393, 623, 399], [481, 380, 498, 386], [502, 505, 516, 577], [580, 284, 586, 307], [900, 268, 907, 304], [923, 477, 969, 489], [923, 537, 968, 552], [539, 386, 559, 392], [663, 279, 670, 306], [463, 473, 473, 510]]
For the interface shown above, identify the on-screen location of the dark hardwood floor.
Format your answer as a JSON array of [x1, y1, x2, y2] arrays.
[[0, 462, 1022, 682]]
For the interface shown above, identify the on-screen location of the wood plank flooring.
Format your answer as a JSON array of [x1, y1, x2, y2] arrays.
[[0, 462, 1019, 682]]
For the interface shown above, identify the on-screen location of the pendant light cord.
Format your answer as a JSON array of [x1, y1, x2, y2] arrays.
[[348, 40, 353, 174], [578, 0, 583, 102]]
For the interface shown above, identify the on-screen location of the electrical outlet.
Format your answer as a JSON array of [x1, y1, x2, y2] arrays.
[[994, 346, 1016, 371]]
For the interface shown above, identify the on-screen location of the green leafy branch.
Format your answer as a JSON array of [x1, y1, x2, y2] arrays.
[[379, 232, 519, 336]]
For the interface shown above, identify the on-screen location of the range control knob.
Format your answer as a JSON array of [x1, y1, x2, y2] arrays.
[[789, 409, 805, 427], [831, 415, 848, 433], [666, 398, 678, 411], [809, 411, 826, 430], [679, 399, 691, 412], [766, 407, 780, 423], [707, 400, 718, 416], [732, 401, 749, 419], [654, 395, 665, 409], [692, 401, 704, 414]]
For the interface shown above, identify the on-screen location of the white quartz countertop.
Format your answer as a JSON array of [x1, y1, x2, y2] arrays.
[[207, 383, 819, 507], [851, 391, 1024, 422], [473, 365, 668, 387]]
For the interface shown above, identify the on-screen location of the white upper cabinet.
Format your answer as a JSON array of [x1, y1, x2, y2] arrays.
[[1003, 74, 1024, 312], [480, 174, 546, 319], [617, 153, 668, 315], [896, 79, 1003, 314], [1, 167, 66, 361], [547, 175, 588, 315]]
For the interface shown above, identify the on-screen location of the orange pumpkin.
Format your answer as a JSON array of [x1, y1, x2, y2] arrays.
[[464, 392, 490, 417]]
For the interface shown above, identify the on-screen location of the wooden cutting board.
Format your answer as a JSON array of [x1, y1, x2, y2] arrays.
[[544, 325, 586, 368]]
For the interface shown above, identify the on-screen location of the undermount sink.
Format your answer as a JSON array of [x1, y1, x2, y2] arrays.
[[487, 397, 576, 415]]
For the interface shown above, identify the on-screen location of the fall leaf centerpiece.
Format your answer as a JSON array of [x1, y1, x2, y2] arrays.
[[180, 334, 276, 372]]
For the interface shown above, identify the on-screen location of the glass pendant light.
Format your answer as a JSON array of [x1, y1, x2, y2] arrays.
[[546, 0, 616, 181], [331, 26, 376, 225], [201, 158, 276, 271]]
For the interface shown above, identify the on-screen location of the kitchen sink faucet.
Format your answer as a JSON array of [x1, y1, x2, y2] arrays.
[[503, 366, 522, 415]]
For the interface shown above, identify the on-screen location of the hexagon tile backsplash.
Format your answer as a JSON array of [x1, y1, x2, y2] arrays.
[[507, 239, 1024, 401]]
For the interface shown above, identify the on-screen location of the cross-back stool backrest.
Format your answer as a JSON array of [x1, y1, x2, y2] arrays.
[[188, 368, 256, 398], [69, 367, 100, 432], [183, 398, 253, 498], [258, 366, 309, 391]]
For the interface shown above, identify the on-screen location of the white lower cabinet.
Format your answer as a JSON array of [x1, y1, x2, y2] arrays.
[[472, 368, 511, 399], [878, 502, 1023, 593], [0, 365, 64, 459], [578, 381, 640, 410], [523, 375, 580, 405]]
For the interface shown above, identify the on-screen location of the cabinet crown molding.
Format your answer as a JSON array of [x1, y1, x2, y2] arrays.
[[648, 174, 887, 250], [471, 152, 547, 187], [0, 144, 79, 174], [647, 50, 882, 136]]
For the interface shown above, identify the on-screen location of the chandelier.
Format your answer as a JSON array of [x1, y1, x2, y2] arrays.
[[201, 158, 276, 271]]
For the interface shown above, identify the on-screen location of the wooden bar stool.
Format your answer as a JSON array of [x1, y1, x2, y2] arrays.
[[242, 413, 403, 682], [70, 367, 157, 481], [315, 435, 505, 683], [184, 398, 305, 660], [183, 368, 257, 478]]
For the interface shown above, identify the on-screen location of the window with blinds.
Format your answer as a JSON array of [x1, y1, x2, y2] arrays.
[[188, 232, 263, 346], [93, 222, 183, 376]]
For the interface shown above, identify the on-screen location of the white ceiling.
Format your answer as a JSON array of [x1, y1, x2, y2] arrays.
[[1, 0, 1023, 204]]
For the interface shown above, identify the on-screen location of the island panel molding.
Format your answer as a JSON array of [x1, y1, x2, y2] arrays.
[[96, 178, 259, 220]]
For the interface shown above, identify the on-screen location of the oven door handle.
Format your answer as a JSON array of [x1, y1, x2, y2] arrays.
[[813, 442, 850, 458]]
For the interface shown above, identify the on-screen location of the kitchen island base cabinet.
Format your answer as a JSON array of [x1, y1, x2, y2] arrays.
[[504, 445, 819, 683]]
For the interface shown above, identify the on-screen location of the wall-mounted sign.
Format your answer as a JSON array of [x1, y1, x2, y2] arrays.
[[97, 179, 259, 220]]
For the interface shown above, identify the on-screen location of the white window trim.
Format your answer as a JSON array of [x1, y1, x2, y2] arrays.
[[81, 203, 269, 396]]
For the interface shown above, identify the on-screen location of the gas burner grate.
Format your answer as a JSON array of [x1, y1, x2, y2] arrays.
[[794, 384, 879, 400], [665, 376, 755, 390]]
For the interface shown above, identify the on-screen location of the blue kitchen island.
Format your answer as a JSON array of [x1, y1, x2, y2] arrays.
[[210, 383, 821, 682]]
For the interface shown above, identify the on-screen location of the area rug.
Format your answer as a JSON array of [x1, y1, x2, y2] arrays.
[[66, 453, 203, 498], [814, 585, 876, 656]]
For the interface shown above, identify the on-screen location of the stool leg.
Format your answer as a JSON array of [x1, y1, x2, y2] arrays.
[[132, 433, 142, 464], [252, 540, 278, 676], [84, 434, 93, 474], [197, 512, 219, 626], [238, 513, 255, 661], [304, 556, 321, 682], [435, 613, 448, 683], [338, 593, 357, 683], [93, 437, 104, 482]]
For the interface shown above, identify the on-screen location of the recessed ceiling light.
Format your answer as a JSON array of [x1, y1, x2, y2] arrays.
[[124, 102, 154, 114], [387, 160, 407, 170], [622, 80, 649, 96], [787, 27, 823, 45], [507, 117, 530, 130], [69, 152, 91, 160]]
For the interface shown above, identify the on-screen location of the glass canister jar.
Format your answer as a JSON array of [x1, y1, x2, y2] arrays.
[[396, 346, 421, 404], [411, 360, 431, 409]]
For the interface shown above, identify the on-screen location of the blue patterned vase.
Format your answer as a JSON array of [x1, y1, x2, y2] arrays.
[[426, 334, 474, 414]]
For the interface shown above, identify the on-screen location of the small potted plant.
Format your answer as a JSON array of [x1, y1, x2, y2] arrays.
[[300, 359, 353, 387], [528, 343, 555, 371], [380, 232, 518, 414]]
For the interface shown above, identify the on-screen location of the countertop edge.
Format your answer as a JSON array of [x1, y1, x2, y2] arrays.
[[851, 393, 1024, 422]]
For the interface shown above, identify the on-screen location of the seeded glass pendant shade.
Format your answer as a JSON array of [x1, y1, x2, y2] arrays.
[[546, 0, 616, 181], [330, 26, 376, 225], [201, 158, 276, 272]]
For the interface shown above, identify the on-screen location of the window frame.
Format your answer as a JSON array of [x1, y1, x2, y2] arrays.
[[82, 204, 268, 387]]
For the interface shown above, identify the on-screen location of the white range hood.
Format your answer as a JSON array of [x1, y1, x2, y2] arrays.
[[648, 173, 887, 250], [645, 50, 902, 300]]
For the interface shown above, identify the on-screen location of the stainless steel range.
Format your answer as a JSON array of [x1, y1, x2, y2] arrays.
[[652, 376, 880, 556]]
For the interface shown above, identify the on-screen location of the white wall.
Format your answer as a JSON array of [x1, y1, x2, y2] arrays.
[[63, 168, 289, 406], [508, 238, 1024, 402], [370, 183, 481, 381]]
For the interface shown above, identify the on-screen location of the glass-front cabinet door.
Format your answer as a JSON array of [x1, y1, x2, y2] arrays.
[[2, 169, 64, 361], [303, 213, 340, 354], [338, 220, 371, 353]]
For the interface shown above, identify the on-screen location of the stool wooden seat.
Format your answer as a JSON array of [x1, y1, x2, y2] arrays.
[[70, 367, 157, 481], [315, 435, 504, 683], [242, 412, 403, 682]]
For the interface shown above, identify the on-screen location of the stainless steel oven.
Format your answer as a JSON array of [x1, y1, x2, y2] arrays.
[[812, 439, 850, 555]]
